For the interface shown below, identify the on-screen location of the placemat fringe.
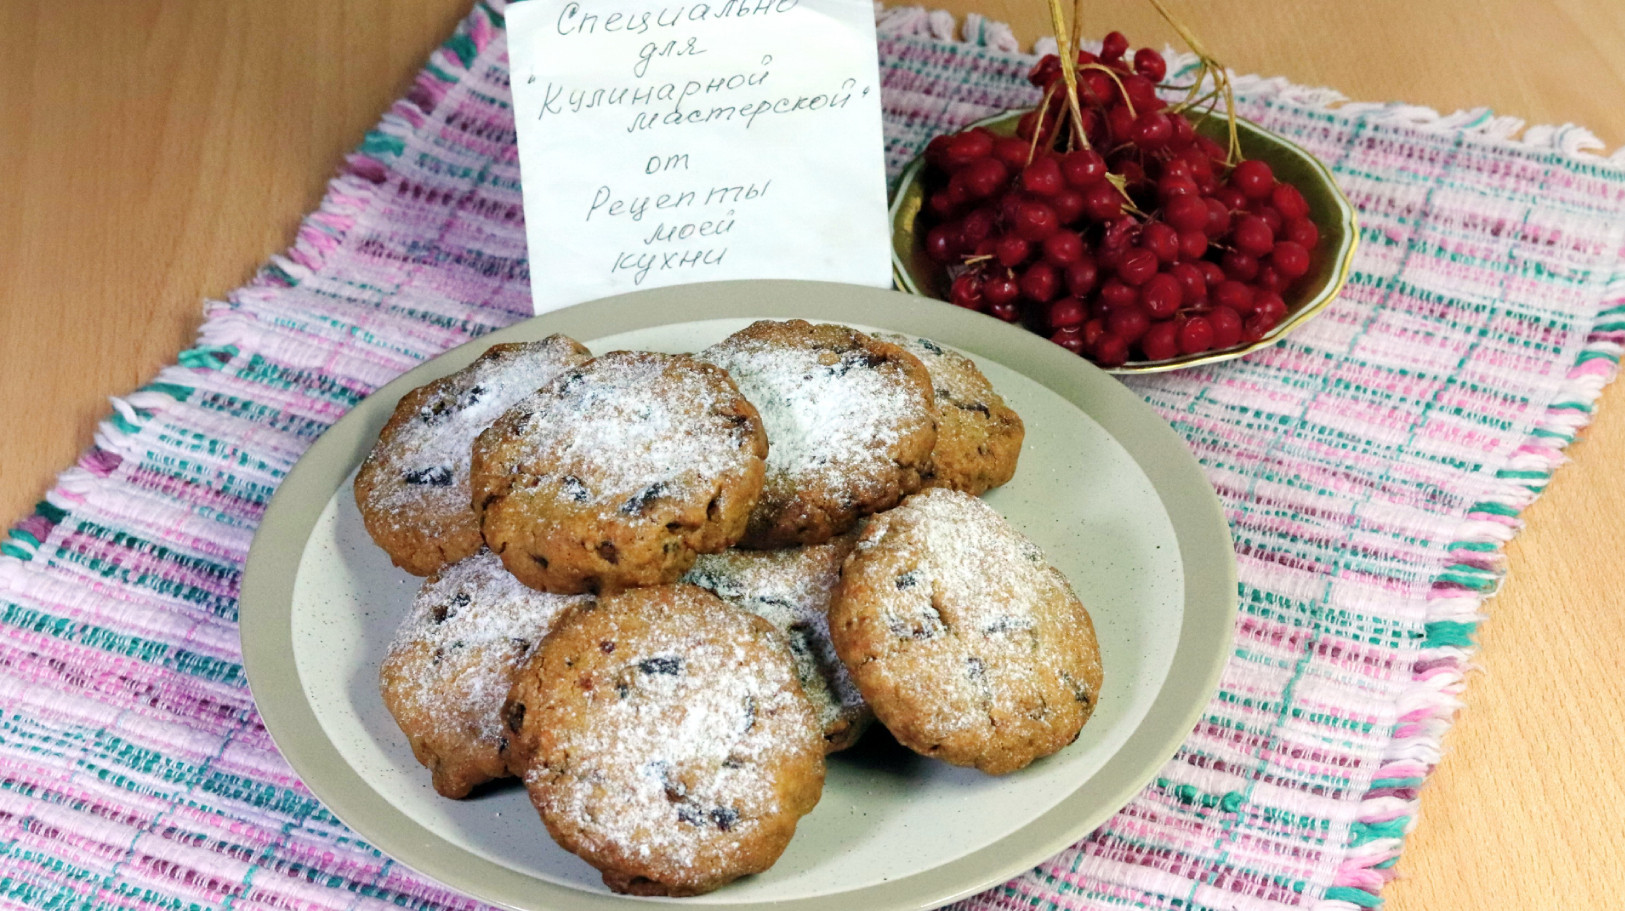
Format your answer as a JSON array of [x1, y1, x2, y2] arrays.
[[875, 2, 1020, 52], [1314, 281, 1625, 911], [0, 351, 224, 571]]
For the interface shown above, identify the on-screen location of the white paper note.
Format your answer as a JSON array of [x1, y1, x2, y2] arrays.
[[506, 0, 892, 314]]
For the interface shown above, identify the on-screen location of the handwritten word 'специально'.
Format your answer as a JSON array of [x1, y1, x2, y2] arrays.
[[553, 0, 800, 37]]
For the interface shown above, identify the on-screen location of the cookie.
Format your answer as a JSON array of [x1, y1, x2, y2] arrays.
[[355, 335, 592, 576], [471, 352, 768, 594], [684, 532, 872, 752], [379, 549, 590, 798], [829, 488, 1102, 775], [700, 320, 936, 548], [872, 333, 1024, 495], [503, 584, 825, 897]]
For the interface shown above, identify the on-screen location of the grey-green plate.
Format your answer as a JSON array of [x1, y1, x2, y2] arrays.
[[240, 279, 1236, 911]]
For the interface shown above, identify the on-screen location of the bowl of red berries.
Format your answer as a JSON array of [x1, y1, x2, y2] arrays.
[[890, 33, 1358, 373]]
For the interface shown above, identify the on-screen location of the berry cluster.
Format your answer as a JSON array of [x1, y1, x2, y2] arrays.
[[918, 32, 1320, 367]]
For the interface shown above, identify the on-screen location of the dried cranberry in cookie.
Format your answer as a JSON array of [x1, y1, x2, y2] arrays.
[[871, 333, 1025, 495], [684, 532, 872, 752], [354, 335, 592, 576], [700, 320, 936, 548], [379, 549, 590, 799], [829, 489, 1103, 775], [504, 584, 825, 897]]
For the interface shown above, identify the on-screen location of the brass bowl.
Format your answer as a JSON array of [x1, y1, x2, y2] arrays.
[[890, 110, 1360, 374]]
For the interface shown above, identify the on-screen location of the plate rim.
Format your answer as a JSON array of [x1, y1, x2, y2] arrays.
[[240, 278, 1237, 911]]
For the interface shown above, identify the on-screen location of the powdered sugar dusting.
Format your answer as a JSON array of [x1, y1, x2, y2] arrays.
[[873, 491, 1050, 630], [683, 536, 868, 742], [847, 488, 1098, 761], [498, 353, 757, 511], [871, 494, 1043, 735], [700, 330, 927, 489], [386, 550, 589, 742], [871, 332, 985, 405], [534, 599, 816, 871], [368, 338, 589, 519]]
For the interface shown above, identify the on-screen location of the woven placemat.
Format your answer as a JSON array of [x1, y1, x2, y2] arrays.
[[2, 3, 1623, 909]]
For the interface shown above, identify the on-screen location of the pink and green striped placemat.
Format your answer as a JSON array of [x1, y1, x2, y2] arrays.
[[3, 3, 1624, 909]]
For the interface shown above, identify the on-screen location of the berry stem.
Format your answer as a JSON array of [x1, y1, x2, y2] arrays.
[[1143, 0, 1241, 166], [1079, 63, 1138, 119], [1044, 0, 1092, 151], [1143, 0, 1209, 57], [1070, 0, 1085, 60], [1028, 82, 1058, 164], [1170, 85, 1222, 116], [1103, 172, 1148, 216]]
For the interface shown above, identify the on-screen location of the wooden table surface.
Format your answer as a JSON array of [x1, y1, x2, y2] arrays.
[[3, 1, 1623, 907]]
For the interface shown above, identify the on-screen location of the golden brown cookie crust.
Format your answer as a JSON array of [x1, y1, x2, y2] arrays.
[[379, 550, 590, 798], [503, 585, 825, 896], [354, 336, 592, 576], [873, 333, 1024, 495], [829, 489, 1102, 775], [684, 532, 872, 752], [700, 320, 937, 549], [471, 352, 768, 594]]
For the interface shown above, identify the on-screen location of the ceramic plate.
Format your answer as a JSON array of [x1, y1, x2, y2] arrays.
[[240, 280, 1236, 911]]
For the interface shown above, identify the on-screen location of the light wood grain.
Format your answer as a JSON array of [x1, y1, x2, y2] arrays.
[[913, 0, 1625, 150], [0, 0, 471, 523], [2, 2, 1623, 908]]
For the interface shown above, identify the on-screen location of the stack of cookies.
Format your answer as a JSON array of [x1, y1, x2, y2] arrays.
[[359, 319, 1103, 897]]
